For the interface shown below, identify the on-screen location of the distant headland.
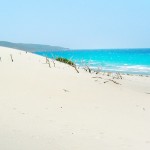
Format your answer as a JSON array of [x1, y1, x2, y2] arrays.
[[0, 41, 69, 52]]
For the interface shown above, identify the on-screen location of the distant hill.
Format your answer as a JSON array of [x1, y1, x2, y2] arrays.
[[0, 41, 69, 52]]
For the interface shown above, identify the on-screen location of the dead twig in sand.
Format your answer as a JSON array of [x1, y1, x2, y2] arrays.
[[143, 107, 146, 111], [46, 57, 51, 68], [112, 72, 123, 80], [117, 72, 123, 79], [10, 54, 13, 62], [80, 60, 91, 73], [104, 80, 109, 83], [107, 72, 111, 76], [73, 66, 79, 73], [46, 57, 49, 63], [51, 54, 56, 67], [82, 65, 92, 73], [83, 67, 88, 72], [92, 77, 102, 79], [86, 65, 92, 73], [109, 79, 121, 85], [52, 59, 55, 67], [104, 79, 121, 85], [68, 57, 80, 73], [63, 89, 69, 92], [95, 66, 102, 74]]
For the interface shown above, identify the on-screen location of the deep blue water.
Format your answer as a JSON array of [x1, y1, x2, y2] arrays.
[[35, 49, 150, 75]]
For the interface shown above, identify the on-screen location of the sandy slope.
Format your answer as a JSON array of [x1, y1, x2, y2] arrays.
[[0, 46, 150, 150]]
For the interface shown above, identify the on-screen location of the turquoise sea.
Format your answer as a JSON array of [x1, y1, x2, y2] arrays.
[[35, 49, 150, 75]]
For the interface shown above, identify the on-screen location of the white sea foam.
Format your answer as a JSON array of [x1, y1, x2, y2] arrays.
[[80, 64, 150, 75], [108, 65, 150, 74]]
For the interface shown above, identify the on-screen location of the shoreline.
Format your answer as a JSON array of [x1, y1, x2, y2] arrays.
[[34, 51, 150, 76], [80, 66, 150, 77]]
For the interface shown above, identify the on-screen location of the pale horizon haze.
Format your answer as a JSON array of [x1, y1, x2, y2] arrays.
[[0, 0, 150, 49]]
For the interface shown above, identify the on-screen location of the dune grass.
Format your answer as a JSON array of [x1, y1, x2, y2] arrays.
[[56, 57, 79, 73], [56, 57, 75, 67]]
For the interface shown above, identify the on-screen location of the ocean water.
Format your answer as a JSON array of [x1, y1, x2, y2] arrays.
[[35, 49, 150, 75]]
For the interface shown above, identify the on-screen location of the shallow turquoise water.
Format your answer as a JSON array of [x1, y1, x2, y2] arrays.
[[35, 49, 150, 75]]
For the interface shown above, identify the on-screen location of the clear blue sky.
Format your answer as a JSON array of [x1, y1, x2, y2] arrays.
[[0, 0, 150, 49]]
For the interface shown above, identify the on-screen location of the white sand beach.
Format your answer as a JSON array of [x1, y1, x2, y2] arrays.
[[0, 46, 150, 150]]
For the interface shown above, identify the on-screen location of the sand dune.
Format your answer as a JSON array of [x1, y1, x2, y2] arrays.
[[0, 46, 150, 150]]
